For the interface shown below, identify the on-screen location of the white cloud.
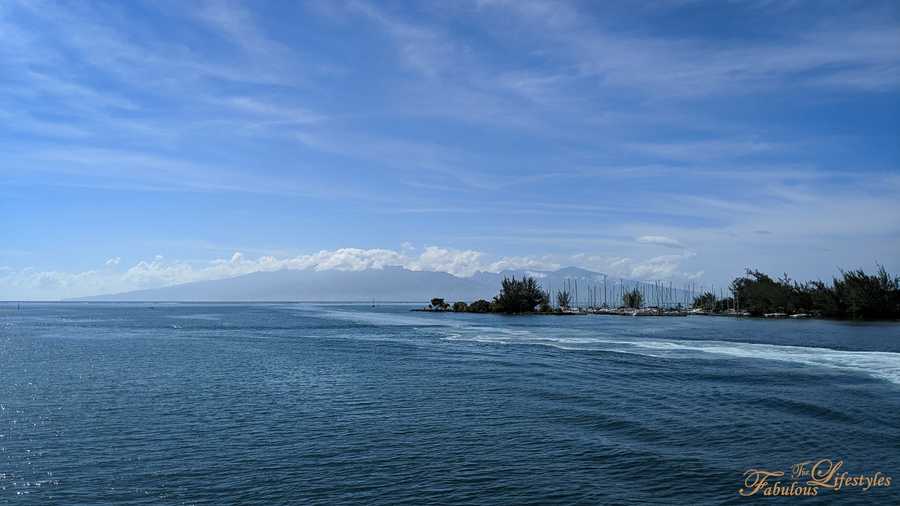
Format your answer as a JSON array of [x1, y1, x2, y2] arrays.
[[627, 140, 777, 162], [563, 251, 700, 282], [347, 1, 455, 78], [486, 256, 560, 273], [0, 245, 708, 299], [482, 0, 900, 95], [628, 253, 696, 279], [408, 246, 484, 276], [224, 96, 324, 124], [0, 246, 483, 299], [636, 235, 684, 249]]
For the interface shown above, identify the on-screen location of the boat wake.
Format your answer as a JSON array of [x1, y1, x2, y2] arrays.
[[292, 306, 900, 386], [441, 324, 900, 386]]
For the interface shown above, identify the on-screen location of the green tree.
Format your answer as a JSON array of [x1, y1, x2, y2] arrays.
[[492, 276, 549, 313], [556, 289, 571, 309], [807, 280, 840, 316], [833, 266, 900, 320], [452, 301, 468, 312], [467, 299, 492, 313], [729, 265, 900, 319], [731, 270, 787, 315], [430, 298, 449, 310], [623, 288, 643, 309], [692, 292, 717, 311]]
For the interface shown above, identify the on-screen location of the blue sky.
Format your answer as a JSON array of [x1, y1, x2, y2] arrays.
[[2, 0, 899, 299]]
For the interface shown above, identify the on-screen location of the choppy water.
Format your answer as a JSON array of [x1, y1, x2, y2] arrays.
[[1, 303, 899, 504]]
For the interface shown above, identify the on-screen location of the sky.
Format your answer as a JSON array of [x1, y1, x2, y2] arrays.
[[1, 0, 899, 299]]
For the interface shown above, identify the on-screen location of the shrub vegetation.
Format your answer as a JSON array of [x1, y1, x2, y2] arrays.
[[695, 266, 900, 320]]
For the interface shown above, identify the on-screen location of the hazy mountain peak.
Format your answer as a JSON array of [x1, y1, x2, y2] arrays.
[[550, 267, 601, 277], [70, 265, 632, 302]]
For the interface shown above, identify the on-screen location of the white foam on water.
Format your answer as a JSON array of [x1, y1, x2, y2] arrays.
[[166, 314, 222, 321], [300, 307, 900, 386], [440, 323, 900, 385], [292, 305, 467, 329], [627, 339, 900, 385]]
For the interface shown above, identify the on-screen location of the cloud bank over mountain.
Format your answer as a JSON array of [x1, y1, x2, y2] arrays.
[[1, 245, 703, 300], [70, 264, 682, 303]]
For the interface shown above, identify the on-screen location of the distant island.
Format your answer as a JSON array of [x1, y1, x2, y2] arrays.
[[66, 265, 690, 304], [67, 261, 899, 321], [420, 266, 900, 321]]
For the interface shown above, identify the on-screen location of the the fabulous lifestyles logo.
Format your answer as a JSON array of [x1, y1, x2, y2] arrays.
[[739, 458, 893, 497]]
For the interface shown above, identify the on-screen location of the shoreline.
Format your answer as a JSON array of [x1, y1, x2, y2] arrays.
[[411, 307, 900, 322]]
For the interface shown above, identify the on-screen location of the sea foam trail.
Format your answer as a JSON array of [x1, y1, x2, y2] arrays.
[[623, 339, 900, 385], [440, 324, 900, 386], [292, 307, 900, 386], [304, 307, 463, 328]]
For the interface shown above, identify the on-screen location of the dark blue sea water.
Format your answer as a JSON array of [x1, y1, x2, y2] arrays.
[[2, 303, 899, 504]]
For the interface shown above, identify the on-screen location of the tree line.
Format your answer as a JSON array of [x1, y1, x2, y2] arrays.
[[694, 266, 900, 320], [426, 266, 900, 320], [429, 277, 551, 314], [429, 276, 647, 315]]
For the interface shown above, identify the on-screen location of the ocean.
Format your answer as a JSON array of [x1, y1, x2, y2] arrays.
[[2, 302, 898, 504]]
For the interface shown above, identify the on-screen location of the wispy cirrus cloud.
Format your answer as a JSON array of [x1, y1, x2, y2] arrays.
[[636, 235, 685, 249], [626, 140, 780, 163], [477, 0, 900, 95], [3, 147, 374, 200], [1, 0, 897, 299]]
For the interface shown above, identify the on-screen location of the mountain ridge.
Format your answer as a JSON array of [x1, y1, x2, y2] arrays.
[[69, 265, 625, 303]]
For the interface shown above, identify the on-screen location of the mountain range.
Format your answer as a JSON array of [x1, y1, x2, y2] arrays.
[[70, 266, 635, 303]]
